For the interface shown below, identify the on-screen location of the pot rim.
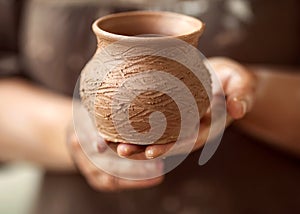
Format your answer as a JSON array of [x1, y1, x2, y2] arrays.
[[92, 10, 205, 41]]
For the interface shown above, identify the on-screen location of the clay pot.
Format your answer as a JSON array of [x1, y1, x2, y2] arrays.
[[80, 11, 211, 145]]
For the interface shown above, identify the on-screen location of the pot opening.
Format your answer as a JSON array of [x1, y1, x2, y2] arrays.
[[95, 11, 203, 38]]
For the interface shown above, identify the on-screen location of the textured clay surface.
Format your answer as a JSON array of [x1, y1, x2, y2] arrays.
[[80, 11, 211, 145]]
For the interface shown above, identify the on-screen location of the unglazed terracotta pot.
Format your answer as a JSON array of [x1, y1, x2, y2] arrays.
[[80, 11, 211, 145]]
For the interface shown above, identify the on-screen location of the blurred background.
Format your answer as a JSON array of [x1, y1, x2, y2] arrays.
[[0, 0, 299, 214]]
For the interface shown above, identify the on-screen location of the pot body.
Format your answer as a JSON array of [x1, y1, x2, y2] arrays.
[[80, 11, 211, 145]]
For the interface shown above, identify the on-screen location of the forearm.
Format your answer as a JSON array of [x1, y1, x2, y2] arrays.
[[238, 66, 300, 155], [0, 78, 75, 171]]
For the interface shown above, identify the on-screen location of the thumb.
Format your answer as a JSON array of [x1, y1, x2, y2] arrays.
[[208, 57, 256, 119]]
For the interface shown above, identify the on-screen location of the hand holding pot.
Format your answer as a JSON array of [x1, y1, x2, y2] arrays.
[[79, 11, 256, 160], [67, 129, 164, 192], [116, 57, 256, 159]]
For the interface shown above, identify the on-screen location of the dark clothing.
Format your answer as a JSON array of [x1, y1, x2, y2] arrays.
[[1, 0, 299, 95], [0, 1, 300, 213]]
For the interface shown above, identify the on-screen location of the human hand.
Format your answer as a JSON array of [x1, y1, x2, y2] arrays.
[[112, 57, 256, 159], [67, 129, 164, 192]]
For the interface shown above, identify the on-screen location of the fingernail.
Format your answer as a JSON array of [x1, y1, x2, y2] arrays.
[[232, 97, 248, 118], [96, 138, 107, 153], [117, 145, 129, 156], [146, 149, 154, 159], [240, 100, 247, 116]]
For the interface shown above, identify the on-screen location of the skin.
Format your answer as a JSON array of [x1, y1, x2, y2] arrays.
[[0, 78, 163, 191], [0, 78, 73, 171], [0, 57, 299, 191], [68, 134, 164, 192]]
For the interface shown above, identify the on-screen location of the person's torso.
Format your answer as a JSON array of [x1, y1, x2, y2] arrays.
[[0, 0, 299, 95]]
